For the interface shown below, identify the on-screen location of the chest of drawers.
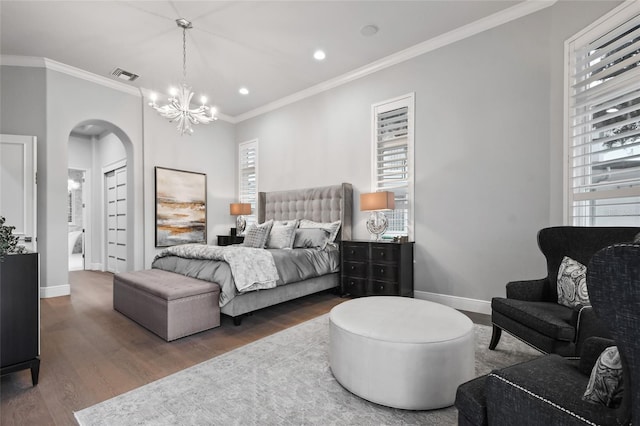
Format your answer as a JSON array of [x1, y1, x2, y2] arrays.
[[340, 240, 414, 297]]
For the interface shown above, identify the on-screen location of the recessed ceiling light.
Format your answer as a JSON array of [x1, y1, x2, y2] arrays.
[[360, 24, 379, 37], [313, 50, 326, 61], [239, 87, 249, 95]]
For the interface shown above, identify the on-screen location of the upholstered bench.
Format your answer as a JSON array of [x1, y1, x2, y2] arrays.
[[329, 296, 475, 410], [113, 269, 221, 341]]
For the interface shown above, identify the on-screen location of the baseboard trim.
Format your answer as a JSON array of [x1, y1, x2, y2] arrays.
[[88, 263, 104, 271], [40, 284, 70, 298], [414, 290, 491, 315]]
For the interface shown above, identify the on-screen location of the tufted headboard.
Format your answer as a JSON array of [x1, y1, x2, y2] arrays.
[[257, 183, 353, 240]]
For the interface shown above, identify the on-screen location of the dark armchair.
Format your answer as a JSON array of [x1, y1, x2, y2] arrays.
[[490, 226, 639, 357], [456, 243, 640, 425]]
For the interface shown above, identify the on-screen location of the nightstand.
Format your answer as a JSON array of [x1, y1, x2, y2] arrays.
[[340, 240, 414, 297], [217, 235, 244, 246]]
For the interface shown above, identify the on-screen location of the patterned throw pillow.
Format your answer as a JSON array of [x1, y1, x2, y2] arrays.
[[633, 232, 640, 243], [242, 220, 273, 248], [293, 228, 330, 249], [299, 219, 341, 243], [583, 346, 624, 407], [557, 256, 589, 308], [266, 220, 298, 249]]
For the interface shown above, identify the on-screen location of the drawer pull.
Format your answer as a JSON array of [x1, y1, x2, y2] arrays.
[[349, 281, 355, 287], [379, 285, 385, 291], [350, 265, 355, 271], [380, 268, 385, 274], [350, 250, 355, 255]]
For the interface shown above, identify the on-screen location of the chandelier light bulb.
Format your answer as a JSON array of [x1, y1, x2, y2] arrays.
[[239, 87, 249, 95], [169, 87, 178, 97], [200, 95, 208, 105], [149, 92, 158, 103]]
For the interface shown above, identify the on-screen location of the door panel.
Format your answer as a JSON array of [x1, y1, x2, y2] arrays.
[[1, 135, 37, 252], [105, 165, 127, 273]]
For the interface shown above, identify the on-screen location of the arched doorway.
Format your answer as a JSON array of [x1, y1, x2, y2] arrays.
[[67, 119, 134, 274]]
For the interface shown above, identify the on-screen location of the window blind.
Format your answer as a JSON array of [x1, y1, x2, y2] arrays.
[[372, 94, 414, 236], [567, 6, 640, 226], [238, 140, 258, 227]]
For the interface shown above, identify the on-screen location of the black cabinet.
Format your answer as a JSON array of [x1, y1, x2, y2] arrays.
[[217, 235, 244, 246], [0, 252, 40, 385], [340, 240, 414, 297]]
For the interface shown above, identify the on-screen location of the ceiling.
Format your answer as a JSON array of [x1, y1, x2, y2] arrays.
[[0, 1, 522, 119]]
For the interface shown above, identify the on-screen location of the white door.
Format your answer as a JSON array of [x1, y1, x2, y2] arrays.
[[1, 134, 37, 252], [106, 166, 127, 273]]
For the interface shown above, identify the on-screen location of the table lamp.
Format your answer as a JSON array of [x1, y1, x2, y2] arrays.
[[229, 203, 251, 235], [360, 191, 395, 240]]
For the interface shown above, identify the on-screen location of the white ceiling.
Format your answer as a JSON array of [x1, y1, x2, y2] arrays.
[[1, 1, 523, 118]]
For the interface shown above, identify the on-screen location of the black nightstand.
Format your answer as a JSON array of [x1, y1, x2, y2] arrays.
[[217, 235, 244, 246], [340, 240, 414, 297]]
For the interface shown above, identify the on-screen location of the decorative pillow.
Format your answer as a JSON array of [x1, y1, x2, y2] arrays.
[[582, 346, 624, 407], [633, 232, 640, 243], [242, 220, 273, 248], [293, 228, 330, 249], [299, 219, 341, 243], [557, 256, 589, 308], [266, 220, 298, 249]]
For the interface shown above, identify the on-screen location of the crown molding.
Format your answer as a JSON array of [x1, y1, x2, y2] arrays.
[[234, 0, 557, 123], [2, 55, 236, 123], [1, 54, 141, 97]]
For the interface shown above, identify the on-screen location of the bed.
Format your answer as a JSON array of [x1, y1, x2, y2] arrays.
[[151, 182, 353, 325]]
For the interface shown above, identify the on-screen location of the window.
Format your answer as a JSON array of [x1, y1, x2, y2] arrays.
[[371, 93, 415, 238], [238, 140, 258, 227], [566, 3, 640, 226]]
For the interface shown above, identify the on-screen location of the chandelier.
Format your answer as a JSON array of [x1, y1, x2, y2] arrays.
[[148, 18, 217, 135]]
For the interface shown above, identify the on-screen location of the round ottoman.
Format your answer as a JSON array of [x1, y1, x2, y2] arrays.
[[329, 296, 475, 410]]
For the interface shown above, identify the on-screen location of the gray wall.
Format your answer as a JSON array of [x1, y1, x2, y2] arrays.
[[235, 1, 621, 310]]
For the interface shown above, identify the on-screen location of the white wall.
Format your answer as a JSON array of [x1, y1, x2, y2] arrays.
[[142, 100, 236, 267], [235, 1, 621, 312]]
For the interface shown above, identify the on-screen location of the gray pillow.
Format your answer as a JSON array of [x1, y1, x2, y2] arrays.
[[583, 346, 624, 407], [299, 219, 341, 243], [293, 228, 330, 249], [557, 256, 589, 308], [242, 220, 273, 248], [266, 220, 298, 249]]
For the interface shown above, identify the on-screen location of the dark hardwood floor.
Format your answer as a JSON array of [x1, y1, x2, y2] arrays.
[[0, 270, 490, 425]]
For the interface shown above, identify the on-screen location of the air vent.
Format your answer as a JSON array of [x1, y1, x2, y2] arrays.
[[110, 67, 139, 82]]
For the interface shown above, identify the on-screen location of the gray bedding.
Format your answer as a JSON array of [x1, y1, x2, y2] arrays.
[[151, 245, 340, 307]]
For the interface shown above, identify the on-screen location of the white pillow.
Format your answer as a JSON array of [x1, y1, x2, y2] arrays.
[[299, 219, 341, 243], [557, 256, 589, 308], [266, 220, 298, 249]]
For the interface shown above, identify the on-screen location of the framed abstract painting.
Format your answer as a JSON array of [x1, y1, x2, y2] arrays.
[[155, 167, 207, 247]]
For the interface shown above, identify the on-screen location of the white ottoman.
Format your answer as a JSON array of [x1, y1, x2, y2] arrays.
[[329, 296, 475, 410]]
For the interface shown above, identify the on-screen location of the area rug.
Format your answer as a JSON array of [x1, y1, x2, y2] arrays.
[[75, 314, 540, 425]]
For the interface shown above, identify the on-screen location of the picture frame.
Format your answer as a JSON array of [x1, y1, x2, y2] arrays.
[[155, 167, 207, 247]]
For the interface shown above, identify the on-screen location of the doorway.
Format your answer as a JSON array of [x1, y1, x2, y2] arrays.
[[68, 168, 86, 271], [68, 120, 128, 274]]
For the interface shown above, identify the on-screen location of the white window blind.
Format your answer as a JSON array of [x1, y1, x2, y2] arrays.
[[567, 3, 640, 226], [238, 140, 258, 227], [372, 93, 414, 237]]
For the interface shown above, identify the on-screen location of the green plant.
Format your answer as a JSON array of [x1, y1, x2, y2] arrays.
[[0, 216, 26, 260]]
